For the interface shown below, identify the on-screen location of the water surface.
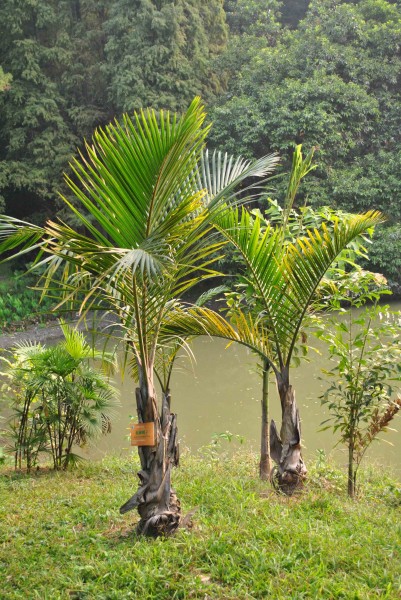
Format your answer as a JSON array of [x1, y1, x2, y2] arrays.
[[93, 310, 401, 476], [1, 305, 400, 476]]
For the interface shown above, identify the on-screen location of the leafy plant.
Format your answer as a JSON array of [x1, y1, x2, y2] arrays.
[[0, 269, 61, 329], [1, 322, 118, 471], [313, 279, 401, 497]]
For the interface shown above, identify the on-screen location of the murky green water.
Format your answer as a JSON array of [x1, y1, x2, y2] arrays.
[[1, 304, 400, 475], [90, 308, 401, 476]]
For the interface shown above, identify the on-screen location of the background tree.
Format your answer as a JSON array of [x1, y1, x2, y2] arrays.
[[210, 0, 401, 292], [103, 0, 228, 114], [0, 0, 227, 224], [0, 0, 110, 221]]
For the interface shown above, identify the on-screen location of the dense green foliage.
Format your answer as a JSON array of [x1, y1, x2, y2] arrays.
[[0, 0, 227, 218], [2, 0, 401, 289], [0, 66, 12, 92], [0, 452, 400, 598], [0, 270, 55, 329], [0, 322, 118, 471], [104, 0, 227, 114], [212, 0, 401, 212], [210, 0, 401, 291]]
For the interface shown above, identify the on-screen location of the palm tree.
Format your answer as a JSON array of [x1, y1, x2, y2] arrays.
[[163, 202, 384, 493], [0, 98, 278, 534]]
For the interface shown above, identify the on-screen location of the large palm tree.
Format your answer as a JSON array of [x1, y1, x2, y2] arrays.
[[0, 98, 278, 535], [163, 203, 384, 493]]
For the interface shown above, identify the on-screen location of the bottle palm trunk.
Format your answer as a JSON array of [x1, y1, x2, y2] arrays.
[[270, 372, 306, 494], [120, 387, 180, 536]]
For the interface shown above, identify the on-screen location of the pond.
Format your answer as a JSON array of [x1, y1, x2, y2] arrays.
[[1, 304, 401, 476], [90, 307, 401, 477]]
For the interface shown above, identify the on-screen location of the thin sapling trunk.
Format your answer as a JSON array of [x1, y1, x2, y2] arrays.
[[259, 359, 272, 480]]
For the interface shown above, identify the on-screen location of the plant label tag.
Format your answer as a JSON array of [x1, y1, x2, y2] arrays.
[[130, 422, 155, 446]]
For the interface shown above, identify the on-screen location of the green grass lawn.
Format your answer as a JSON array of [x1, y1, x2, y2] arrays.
[[0, 450, 400, 599]]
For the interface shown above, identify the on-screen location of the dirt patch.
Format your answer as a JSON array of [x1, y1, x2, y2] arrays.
[[0, 314, 116, 350]]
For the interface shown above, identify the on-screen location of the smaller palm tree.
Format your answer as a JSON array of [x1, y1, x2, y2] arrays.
[[162, 197, 383, 493]]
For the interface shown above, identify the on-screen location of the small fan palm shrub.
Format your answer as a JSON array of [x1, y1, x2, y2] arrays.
[[1, 321, 118, 471]]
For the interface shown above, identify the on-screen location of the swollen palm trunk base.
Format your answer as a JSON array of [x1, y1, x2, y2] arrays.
[[120, 389, 181, 537], [270, 384, 307, 494]]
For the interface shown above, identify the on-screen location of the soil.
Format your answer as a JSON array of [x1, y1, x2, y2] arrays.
[[0, 314, 115, 350], [0, 321, 79, 350]]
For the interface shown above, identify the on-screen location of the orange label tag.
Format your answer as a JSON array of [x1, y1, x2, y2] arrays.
[[130, 422, 156, 447]]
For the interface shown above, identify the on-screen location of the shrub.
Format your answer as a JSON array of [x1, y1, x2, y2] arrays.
[[0, 321, 119, 470]]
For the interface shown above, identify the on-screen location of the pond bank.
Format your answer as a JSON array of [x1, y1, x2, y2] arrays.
[[0, 313, 115, 350]]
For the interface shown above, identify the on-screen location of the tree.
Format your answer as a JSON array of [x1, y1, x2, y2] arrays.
[[103, 0, 228, 114], [210, 0, 401, 294], [163, 145, 383, 493], [313, 274, 401, 496], [0, 0, 112, 222], [164, 211, 383, 492], [0, 0, 229, 225], [0, 98, 278, 534]]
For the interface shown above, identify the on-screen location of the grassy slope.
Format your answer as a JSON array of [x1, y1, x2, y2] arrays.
[[0, 451, 400, 600]]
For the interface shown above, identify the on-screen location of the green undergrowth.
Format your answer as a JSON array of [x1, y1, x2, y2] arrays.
[[0, 272, 56, 330], [0, 451, 400, 599]]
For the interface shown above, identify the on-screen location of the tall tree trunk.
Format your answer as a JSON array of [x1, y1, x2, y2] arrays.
[[269, 373, 306, 494], [119, 387, 181, 536], [259, 359, 272, 480]]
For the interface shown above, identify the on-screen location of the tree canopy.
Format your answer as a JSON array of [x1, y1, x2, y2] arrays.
[[0, 0, 227, 219], [209, 0, 401, 290], [1, 0, 401, 290]]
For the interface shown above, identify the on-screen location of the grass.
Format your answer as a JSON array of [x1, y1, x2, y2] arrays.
[[0, 449, 400, 599]]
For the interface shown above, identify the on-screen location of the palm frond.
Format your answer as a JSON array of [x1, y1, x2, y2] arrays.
[[0, 217, 45, 258], [213, 205, 384, 369], [198, 149, 280, 210], [160, 304, 273, 366]]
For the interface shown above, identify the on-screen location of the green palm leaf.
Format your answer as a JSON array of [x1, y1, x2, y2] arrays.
[[213, 206, 384, 369]]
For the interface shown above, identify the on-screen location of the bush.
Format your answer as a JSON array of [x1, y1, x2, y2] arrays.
[[361, 225, 401, 296], [0, 321, 119, 471], [0, 270, 57, 328]]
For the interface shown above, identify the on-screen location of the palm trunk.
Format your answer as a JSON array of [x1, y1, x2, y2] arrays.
[[270, 371, 306, 494], [259, 359, 271, 480], [119, 386, 181, 537]]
